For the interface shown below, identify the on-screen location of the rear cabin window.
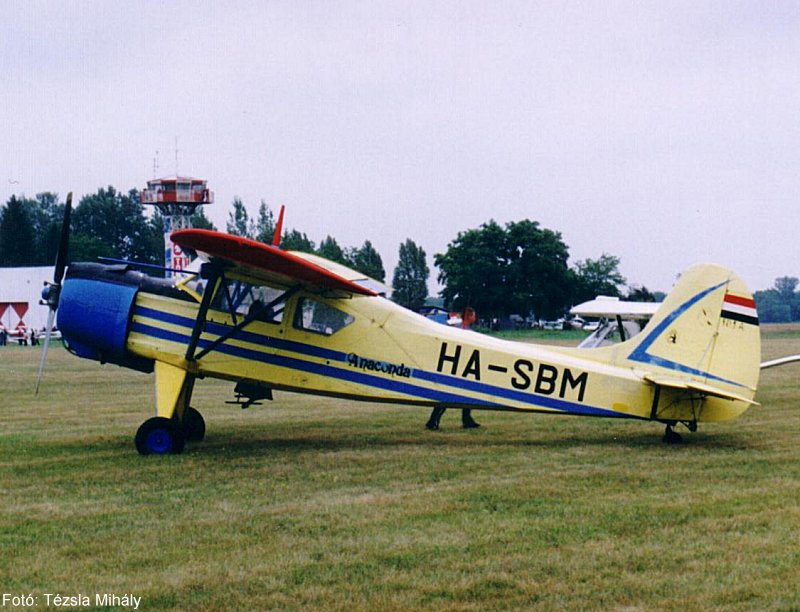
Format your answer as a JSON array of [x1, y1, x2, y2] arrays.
[[293, 298, 354, 336]]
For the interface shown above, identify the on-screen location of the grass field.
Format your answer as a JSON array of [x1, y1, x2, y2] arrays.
[[1, 328, 799, 610]]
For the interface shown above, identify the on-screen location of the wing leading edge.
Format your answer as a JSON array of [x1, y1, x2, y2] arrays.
[[172, 229, 377, 296]]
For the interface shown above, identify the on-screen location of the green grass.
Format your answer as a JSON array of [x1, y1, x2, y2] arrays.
[[480, 327, 590, 344], [1, 328, 799, 610]]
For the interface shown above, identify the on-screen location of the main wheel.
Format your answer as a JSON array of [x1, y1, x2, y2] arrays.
[[181, 407, 206, 442], [135, 417, 185, 455]]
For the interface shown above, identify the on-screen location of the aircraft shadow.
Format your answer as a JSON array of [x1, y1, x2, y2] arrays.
[[186, 427, 757, 457]]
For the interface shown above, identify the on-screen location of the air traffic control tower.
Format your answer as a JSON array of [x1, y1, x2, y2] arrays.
[[141, 177, 214, 276]]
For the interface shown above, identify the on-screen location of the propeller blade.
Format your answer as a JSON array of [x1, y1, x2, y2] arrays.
[[53, 192, 72, 285], [37, 191, 72, 394], [35, 309, 57, 395]]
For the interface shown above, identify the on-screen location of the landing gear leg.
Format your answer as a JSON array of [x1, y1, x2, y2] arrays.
[[663, 423, 683, 444], [135, 361, 199, 455]]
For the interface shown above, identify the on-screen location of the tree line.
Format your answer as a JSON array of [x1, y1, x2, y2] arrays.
[[218, 202, 651, 320], [2, 188, 659, 320], [0, 188, 426, 305], [753, 277, 800, 323], [434, 219, 652, 320], [0, 188, 188, 267], [222, 197, 387, 283], [0, 188, 389, 278]]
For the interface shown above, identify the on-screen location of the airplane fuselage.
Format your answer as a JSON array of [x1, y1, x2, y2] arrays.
[[58, 262, 753, 430]]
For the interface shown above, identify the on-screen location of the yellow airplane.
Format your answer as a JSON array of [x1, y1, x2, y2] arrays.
[[40, 198, 763, 454]]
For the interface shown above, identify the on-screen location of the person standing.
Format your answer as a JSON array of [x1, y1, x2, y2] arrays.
[[425, 306, 481, 430]]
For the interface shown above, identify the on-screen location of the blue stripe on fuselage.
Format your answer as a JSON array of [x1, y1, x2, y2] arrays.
[[131, 321, 492, 407], [131, 306, 624, 418], [135, 306, 344, 362]]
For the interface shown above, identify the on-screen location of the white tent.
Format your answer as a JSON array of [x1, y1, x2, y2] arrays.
[[0, 266, 54, 334]]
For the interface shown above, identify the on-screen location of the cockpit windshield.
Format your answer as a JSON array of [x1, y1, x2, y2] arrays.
[[211, 279, 287, 324]]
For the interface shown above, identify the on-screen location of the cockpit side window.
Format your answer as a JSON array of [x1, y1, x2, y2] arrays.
[[210, 280, 286, 324], [293, 298, 354, 336]]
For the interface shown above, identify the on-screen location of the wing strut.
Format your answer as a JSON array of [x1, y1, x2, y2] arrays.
[[616, 315, 627, 342], [185, 264, 223, 362]]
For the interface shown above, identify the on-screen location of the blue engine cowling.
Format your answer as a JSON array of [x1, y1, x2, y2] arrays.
[[58, 273, 154, 372]]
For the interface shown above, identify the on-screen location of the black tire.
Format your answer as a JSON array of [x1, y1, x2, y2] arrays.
[[182, 407, 206, 442], [135, 417, 186, 455]]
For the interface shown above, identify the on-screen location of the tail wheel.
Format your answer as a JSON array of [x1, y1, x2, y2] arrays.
[[181, 407, 206, 442], [135, 417, 185, 455]]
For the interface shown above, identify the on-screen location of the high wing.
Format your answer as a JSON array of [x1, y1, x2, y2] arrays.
[[570, 296, 661, 320], [289, 251, 392, 295], [172, 229, 378, 296]]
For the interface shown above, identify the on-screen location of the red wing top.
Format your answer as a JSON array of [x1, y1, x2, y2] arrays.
[[171, 229, 377, 296]]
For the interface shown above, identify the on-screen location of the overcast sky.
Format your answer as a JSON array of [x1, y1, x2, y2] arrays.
[[3, 1, 800, 293]]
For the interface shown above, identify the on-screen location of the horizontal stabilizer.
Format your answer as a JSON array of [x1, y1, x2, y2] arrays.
[[643, 374, 759, 406]]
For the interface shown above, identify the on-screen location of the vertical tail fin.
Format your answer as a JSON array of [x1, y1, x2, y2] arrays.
[[619, 264, 760, 398]]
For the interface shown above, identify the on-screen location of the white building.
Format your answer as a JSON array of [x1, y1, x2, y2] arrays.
[[0, 266, 55, 335]]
